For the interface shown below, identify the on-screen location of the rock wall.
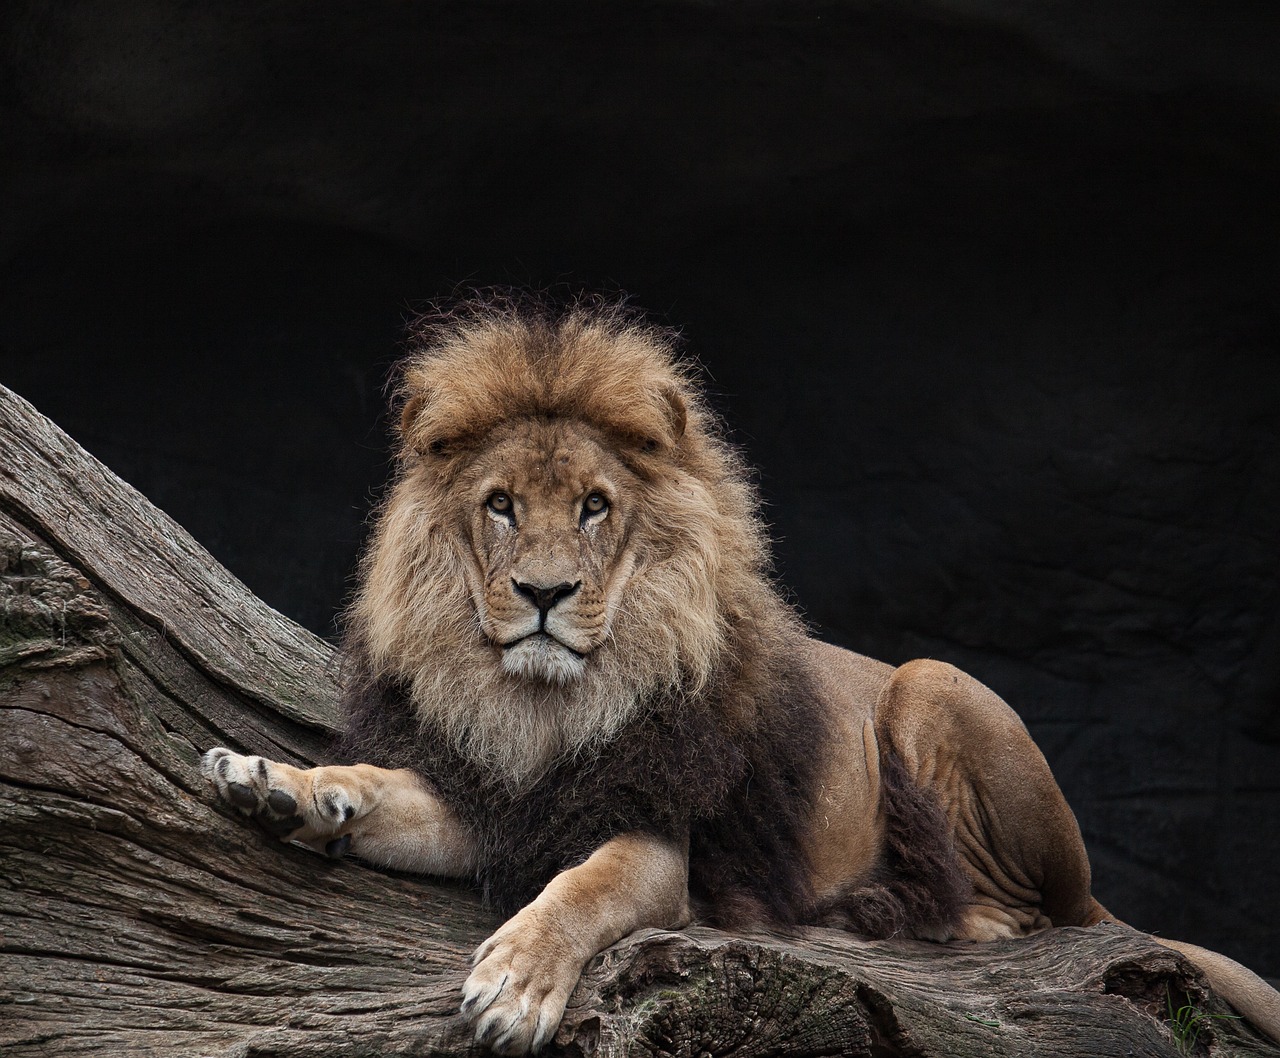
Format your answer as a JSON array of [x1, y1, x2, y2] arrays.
[[1, 2, 1276, 976]]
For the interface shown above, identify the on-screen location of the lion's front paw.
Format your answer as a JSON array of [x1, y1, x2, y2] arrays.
[[201, 748, 302, 836], [461, 911, 582, 1055], [200, 747, 354, 854]]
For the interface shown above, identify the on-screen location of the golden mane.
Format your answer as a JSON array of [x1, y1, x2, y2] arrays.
[[399, 308, 691, 461], [346, 302, 791, 785]]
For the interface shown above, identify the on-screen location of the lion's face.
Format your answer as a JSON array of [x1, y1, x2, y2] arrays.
[[462, 419, 636, 684]]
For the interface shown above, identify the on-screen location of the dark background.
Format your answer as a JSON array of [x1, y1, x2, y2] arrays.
[[2, 2, 1277, 978]]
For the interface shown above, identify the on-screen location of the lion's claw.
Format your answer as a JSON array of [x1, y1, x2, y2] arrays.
[[461, 914, 578, 1054]]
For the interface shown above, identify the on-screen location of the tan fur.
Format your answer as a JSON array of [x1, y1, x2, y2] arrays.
[[203, 302, 1280, 1053]]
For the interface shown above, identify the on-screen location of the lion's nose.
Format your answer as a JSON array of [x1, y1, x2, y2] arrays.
[[512, 579, 580, 615]]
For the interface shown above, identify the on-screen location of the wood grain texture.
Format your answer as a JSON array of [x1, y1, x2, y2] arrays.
[[2, 382, 1276, 1057]]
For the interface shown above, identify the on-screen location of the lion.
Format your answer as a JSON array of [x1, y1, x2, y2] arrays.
[[202, 298, 1280, 1054]]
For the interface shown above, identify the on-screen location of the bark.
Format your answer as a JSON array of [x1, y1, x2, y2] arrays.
[[1, 382, 1275, 1058]]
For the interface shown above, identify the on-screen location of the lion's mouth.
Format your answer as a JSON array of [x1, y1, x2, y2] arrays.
[[500, 631, 586, 658], [499, 632, 588, 683], [499, 631, 586, 660]]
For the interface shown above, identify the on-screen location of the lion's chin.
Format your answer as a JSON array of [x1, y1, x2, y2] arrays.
[[500, 634, 587, 684]]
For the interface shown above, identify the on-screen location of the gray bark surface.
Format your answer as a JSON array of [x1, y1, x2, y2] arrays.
[[2, 382, 1276, 1057]]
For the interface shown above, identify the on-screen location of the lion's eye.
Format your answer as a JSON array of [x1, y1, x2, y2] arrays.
[[486, 492, 514, 518], [582, 492, 609, 519]]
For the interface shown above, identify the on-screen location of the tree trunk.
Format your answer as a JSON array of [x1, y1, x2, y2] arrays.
[[1, 382, 1275, 1058]]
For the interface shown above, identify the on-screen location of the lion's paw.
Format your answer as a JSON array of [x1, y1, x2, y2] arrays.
[[201, 748, 302, 835], [200, 747, 354, 854], [461, 912, 580, 1055]]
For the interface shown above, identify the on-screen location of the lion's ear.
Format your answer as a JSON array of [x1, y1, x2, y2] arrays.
[[400, 391, 426, 441], [654, 383, 687, 448], [399, 390, 450, 457]]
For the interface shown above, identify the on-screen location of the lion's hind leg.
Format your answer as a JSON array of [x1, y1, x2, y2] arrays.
[[200, 748, 473, 876], [875, 659, 1097, 942]]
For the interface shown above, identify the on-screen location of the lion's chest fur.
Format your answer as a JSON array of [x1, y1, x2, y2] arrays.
[[337, 653, 831, 923]]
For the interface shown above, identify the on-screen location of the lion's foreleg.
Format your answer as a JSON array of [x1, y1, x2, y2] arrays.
[[463, 831, 691, 1055], [200, 748, 474, 876]]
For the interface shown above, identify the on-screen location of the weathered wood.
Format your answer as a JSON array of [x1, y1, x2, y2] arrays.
[[1, 382, 1276, 1058]]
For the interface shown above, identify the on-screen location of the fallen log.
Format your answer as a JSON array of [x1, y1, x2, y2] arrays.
[[1, 383, 1275, 1058]]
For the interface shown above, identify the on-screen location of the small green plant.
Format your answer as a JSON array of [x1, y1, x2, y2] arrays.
[[1166, 986, 1240, 1055], [964, 1012, 1000, 1028]]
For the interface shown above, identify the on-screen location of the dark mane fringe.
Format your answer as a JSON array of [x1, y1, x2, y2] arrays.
[[813, 748, 971, 939], [686, 653, 826, 928], [335, 625, 830, 924]]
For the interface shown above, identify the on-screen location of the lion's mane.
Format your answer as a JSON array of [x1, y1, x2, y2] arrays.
[[346, 299, 790, 783]]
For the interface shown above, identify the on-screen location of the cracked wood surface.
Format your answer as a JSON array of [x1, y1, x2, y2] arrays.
[[2, 381, 1277, 1057]]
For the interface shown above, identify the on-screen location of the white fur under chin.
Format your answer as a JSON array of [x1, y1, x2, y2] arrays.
[[500, 635, 587, 683]]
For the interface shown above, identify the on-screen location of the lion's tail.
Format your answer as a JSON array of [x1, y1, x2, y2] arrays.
[[1153, 937, 1280, 1045], [1088, 900, 1280, 1045]]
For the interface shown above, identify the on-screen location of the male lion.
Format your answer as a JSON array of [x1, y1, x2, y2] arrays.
[[203, 299, 1280, 1054]]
